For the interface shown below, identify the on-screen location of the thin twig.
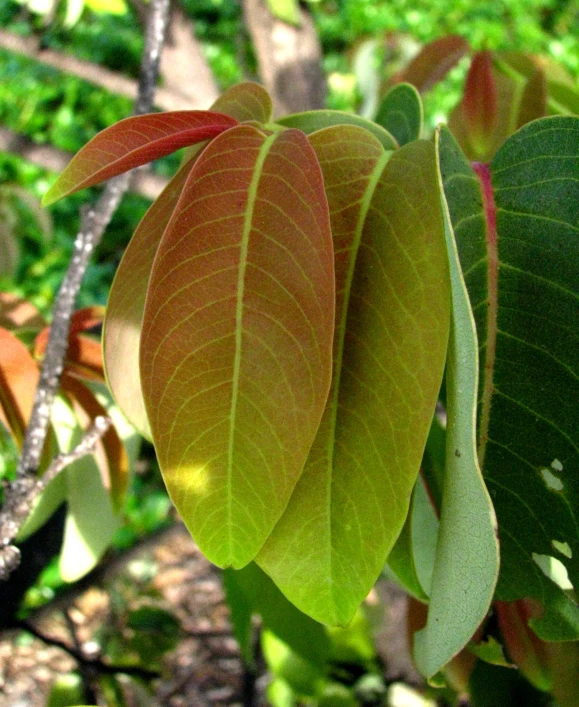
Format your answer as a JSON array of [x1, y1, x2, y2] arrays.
[[16, 618, 161, 680], [0, 0, 171, 581], [0, 417, 111, 580]]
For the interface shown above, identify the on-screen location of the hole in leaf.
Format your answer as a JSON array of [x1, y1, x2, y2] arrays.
[[532, 553, 573, 591], [551, 540, 572, 559], [540, 468, 563, 491]]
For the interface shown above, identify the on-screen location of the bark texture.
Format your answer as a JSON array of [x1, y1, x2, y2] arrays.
[[242, 0, 326, 116]]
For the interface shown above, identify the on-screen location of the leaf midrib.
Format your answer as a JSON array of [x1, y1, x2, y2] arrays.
[[227, 132, 277, 558], [472, 162, 499, 469]]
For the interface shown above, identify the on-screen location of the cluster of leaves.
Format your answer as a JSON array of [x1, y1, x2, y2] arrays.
[[382, 36, 579, 160], [41, 75, 579, 705], [0, 293, 138, 582]]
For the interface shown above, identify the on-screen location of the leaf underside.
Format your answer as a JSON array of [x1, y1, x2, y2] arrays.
[[440, 118, 579, 641], [257, 128, 450, 626], [140, 125, 335, 569], [414, 125, 500, 679]]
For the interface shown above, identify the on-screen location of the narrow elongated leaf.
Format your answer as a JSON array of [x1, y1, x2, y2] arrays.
[[140, 125, 335, 568], [413, 126, 499, 678], [461, 52, 498, 159], [0, 327, 39, 443], [257, 128, 450, 625], [439, 118, 579, 641], [375, 83, 423, 146], [388, 475, 439, 601], [104, 161, 197, 438], [105, 89, 272, 438], [50, 395, 118, 582], [449, 67, 517, 163], [42, 111, 238, 205], [396, 35, 470, 93], [276, 111, 398, 149]]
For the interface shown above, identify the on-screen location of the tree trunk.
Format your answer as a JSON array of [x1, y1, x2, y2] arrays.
[[160, 1, 220, 109], [242, 0, 326, 117]]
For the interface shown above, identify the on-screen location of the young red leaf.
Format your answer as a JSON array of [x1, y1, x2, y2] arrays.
[[35, 307, 106, 383], [42, 111, 238, 206], [461, 51, 498, 158], [140, 124, 335, 569], [396, 35, 470, 93], [0, 327, 40, 444]]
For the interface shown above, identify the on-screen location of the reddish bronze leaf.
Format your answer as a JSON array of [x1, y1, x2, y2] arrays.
[[42, 111, 238, 205], [396, 35, 470, 93], [461, 51, 498, 158], [0, 327, 40, 444]]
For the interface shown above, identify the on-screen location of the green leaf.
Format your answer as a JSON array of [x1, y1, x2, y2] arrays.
[[387, 492, 428, 602], [223, 562, 330, 666], [264, 0, 300, 26], [42, 111, 238, 206], [413, 125, 500, 679], [375, 83, 423, 146], [257, 128, 450, 625], [211, 82, 273, 125], [262, 630, 325, 698], [52, 396, 119, 582], [387, 475, 438, 602], [276, 111, 398, 150], [442, 117, 579, 640], [140, 125, 335, 569], [17, 465, 66, 540], [46, 673, 86, 707], [222, 566, 255, 665]]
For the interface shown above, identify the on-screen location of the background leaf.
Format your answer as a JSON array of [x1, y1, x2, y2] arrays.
[[276, 111, 398, 149], [395, 35, 470, 93], [42, 111, 238, 205], [0, 327, 40, 444], [258, 129, 450, 625], [223, 562, 330, 666], [375, 83, 423, 146], [439, 117, 579, 641], [140, 125, 335, 569], [50, 396, 119, 582], [413, 125, 499, 679]]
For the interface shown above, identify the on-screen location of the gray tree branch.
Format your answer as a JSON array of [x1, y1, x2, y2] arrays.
[[0, 0, 171, 580]]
